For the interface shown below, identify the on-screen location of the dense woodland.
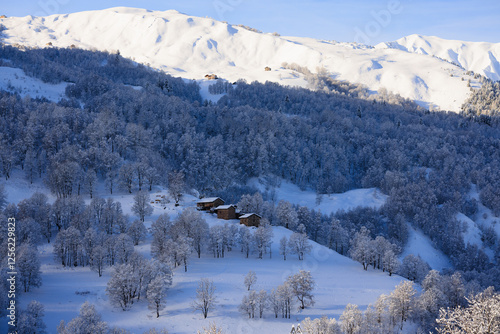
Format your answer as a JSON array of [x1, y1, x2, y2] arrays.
[[0, 43, 500, 333]]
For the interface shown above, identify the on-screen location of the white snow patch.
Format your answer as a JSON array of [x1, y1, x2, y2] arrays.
[[249, 178, 387, 215], [401, 225, 452, 271], [456, 213, 483, 248], [0, 66, 68, 101]]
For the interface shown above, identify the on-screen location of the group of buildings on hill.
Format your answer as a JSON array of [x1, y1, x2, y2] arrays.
[[196, 197, 261, 227]]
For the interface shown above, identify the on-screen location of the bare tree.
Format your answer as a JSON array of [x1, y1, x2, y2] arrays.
[[192, 278, 217, 319], [168, 171, 185, 206], [147, 276, 169, 318], [132, 191, 153, 222], [280, 236, 288, 261], [244, 270, 257, 291], [287, 270, 315, 310]]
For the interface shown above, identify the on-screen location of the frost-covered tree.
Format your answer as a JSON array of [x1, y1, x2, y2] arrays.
[[253, 220, 273, 259], [208, 225, 226, 258], [301, 316, 341, 334], [0, 183, 6, 210], [239, 226, 252, 258], [147, 276, 169, 318], [279, 236, 288, 260], [18, 300, 47, 334], [57, 301, 108, 334], [276, 200, 298, 229], [151, 214, 172, 259], [175, 235, 193, 272], [349, 226, 372, 270], [340, 304, 363, 334], [106, 264, 140, 310], [287, 270, 315, 310], [389, 280, 417, 330], [436, 289, 500, 334], [444, 272, 466, 308], [192, 278, 217, 319], [119, 163, 135, 194], [91, 245, 107, 277], [132, 191, 153, 222], [18, 192, 52, 243], [362, 295, 394, 334], [84, 169, 97, 199], [143, 329, 169, 334], [327, 217, 348, 255], [53, 226, 83, 267], [256, 290, 267, 318], [238, 193, 264, 216], [244, 270, 257, 291], [127, 220, 147, 245], [17, 243, 42, 292], [168, 171, 185, 205], [113, 233, 134, 265], [382, 249, 400, 276], [239, 290, 257, 319], [288, 227, 312, 260], [277, 281, 294, 319], [399, 254, 430, 282]]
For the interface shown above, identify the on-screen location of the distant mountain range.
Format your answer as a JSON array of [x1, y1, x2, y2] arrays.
[[1, 7, 499, 111]]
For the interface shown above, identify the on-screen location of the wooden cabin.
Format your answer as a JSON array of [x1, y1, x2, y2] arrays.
[[265, 66, 272, 71], [46, 42, 53, 46], [239, 213, 261, 227], [197, 197, 224, 211], [0, 15, 7, 19], [214, 205, 237, 220], [70, 44, 77, 49], [204, 74, 218, 80]]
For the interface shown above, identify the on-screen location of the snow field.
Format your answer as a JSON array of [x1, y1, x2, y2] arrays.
[[0, 66, 68, 102], [5, 176, 408, 333]]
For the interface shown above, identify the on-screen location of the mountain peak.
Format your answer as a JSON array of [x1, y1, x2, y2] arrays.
[[0, 8, 490, 111]]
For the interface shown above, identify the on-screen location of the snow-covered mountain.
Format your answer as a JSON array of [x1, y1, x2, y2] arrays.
[[0, 7, 488, 111], [377, 34, 500, 82]]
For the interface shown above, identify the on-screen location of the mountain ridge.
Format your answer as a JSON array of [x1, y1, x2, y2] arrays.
[[0, 7, 492, 111], [377, 34, 500, 81]]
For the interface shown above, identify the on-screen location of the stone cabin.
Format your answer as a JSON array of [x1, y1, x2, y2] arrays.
[[239, 213, 261, 227], [265, 66, 272, 71], [197, 197, 225, 211], [214, 205, 237, 220]]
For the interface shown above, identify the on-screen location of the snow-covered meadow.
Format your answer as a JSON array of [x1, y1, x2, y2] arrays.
[[2, 172, 411, 334]]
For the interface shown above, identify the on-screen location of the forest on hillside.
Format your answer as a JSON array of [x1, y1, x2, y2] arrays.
[[0, 44, 499, 332]]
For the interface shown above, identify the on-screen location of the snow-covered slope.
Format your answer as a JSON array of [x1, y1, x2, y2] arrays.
[[0, 172, 408, 334], [0, 7, 477, 111], [377, 34, 500, 81], [0, 66, 68, 101]]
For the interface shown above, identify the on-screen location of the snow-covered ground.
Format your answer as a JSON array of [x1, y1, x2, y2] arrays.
[[0, 172, 407, 334], [377, 34, 500, 81], [0, 7, 487, 111], [0, 66, 68, 102], [400, 225, 452, 271], [248, 178, 387, 216]]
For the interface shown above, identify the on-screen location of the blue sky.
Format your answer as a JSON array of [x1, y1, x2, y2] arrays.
[[2, 0, 499, 44]]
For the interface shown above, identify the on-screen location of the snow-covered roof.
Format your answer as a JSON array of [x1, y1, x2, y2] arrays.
[[239, 213, 261, 219], [215, 205, 235, 210], [197, 197, 223, 204]]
